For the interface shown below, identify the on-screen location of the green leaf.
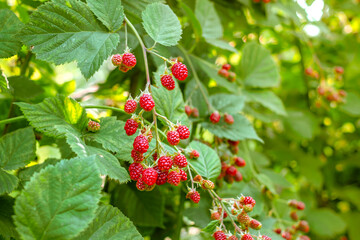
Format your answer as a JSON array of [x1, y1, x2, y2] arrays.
[[257, 173, 277, 194], [184, 79, 209, 117], [179, 2, 202, 41], [192, 55, 239, 93], [206, 39, 238, 53], [74, 205, 143, 240], [8, 76, 44, 100], [201, 114, 263, 143], [0, 196, 19, 239], [122, 0, 164, 23], [241, 42, 280, 88], [16, 95, 88, 138], [0, 71, 11, 94], [18, 159, 59, 186], [87, 0, 124, 32], [188, 141, 221, 179], [152, 67, 189, 125], [0, 169, 18, 195], [202, 220, 219, 233], [111, 183, 165, 228], [0, 9, 24, 58], [142, 3, 182, 46], [60, 127, 130, 183], [195, 0, 223, 39], [283, 110, 318, 139], [0, 127, 35, 170], [243, 90, 286, 115], [306, 208, 346, 237], [20, 0, 120, 78], [339, 91, 360, 116], [210, 93, 245, 113], [14, 156, 102, 240], [261, 169, 292, 188]]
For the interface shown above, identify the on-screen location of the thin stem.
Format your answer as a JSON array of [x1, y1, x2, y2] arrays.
[[0, 116, 26, 126], [84, 105, 126, 114], [125, 22, 128, 50], [20, 52, 32, 76], [177, 45, 213, 112], [147, 50, 173, 64]]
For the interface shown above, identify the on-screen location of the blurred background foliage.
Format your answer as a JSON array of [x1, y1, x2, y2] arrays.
[[0, 0, 359, 239]]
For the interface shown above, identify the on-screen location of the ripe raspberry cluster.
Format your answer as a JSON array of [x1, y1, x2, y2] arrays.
[[305, 66, 347, 108], [112, 52, 137, 72], [159, 61, 189, 91], [210, 195, 271, 240], [217, 63, 236, 82], [273, 200, 310, 240], [209, 111, 234, 125], [87, 120, 100, 132], [253, 0, 271, 3]]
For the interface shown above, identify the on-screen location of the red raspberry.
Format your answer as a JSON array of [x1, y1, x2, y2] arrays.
[[176, 125, 190, 139], [274, 228, 281, 234], [173, 154, 188, 168], [186, 190, 200, 203], [288, 199, 298, 208], [171, 62, 188, 81], [210, 111, 221, 123], [249, 219, 262, 230], [124, 119, 138, 136], [234, 157, 246, 167], [222, 64, 231, 71], [124, 99, 137, 114], [131, 149, 144, 163], [243, 204, 253, 212], [119, 64, 130, 72], [234, 171, 243, 182], [218, 68, 229, 78], [290, 211, 298, 221], [228, 72, 236, 82], [201, 180, 215, 190], [224, 113, 234, 124], [136, 178, 145, 191], [241, 196, 256, 207], [226, 165, 237, 176], [133, 135, 149, 153], [193, 175, 202, 182], [154, 166, 168, 185], [211, 211, 220, 220], [338, 89, 347, 97], [281, 232, 292, 240], [152, 152, 158, 161], [158, 156, 173, 171], [335, 66, 344, 74], [228, 140, 240, 146], [228, 236, 237, 240], [139, 94, 155, 111], [305, 67, 313, 76], [213, 230, 226, 240], [112, 54, 122, 66], [262, 236, 272, 240], [262, 0, 271, 3], [218, 208, 227, 218], [122, 53, 137, 68], [167, 170, 181, 186], [191, 107, 199, 118], [167, 131, 180, 145], [297, 201, 305, 210], [241, 234, 253, 240], [189, 150, 200, 159], [160, 75, 175, 90], [129, 163, 143, 181], [185, 105, 192, 116], [317, 86, 326, 96], [179, 169, 187, 181], [237, 212, 250, 225], [224, 175, 234, 183], [297, 220, 309, 233], [88, 120, 100, 132], [142, 168, 158, 186]]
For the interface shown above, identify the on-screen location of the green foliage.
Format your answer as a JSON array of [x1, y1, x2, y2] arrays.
[[142, 3, 182, 46], [0, 9, 23, 58], [195, 0, 223, 40], [306, 209, 347, 237], [14, 156, 102, 240], [74, 205, 143, 240], [20, 0, 120, 78], [188, 141, 221, 180], [16, 95, 88, 138], [87, 0, 124, 32]]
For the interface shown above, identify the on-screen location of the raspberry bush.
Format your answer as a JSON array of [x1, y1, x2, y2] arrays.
[[0, 0, 358, 240]]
